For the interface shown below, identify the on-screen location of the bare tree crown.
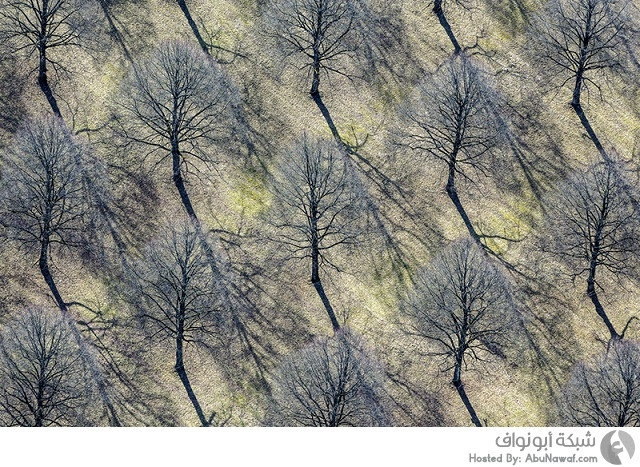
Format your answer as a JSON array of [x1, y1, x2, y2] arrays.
[[533, 0, 630, 99], [0, 115, 87, 253], [116, 40, 236, 178], [0, 0, 82, 68], [271, 134, 366, 271], [0, 308, 92, 426], [132, 219, 229, 347], [543, 160, 640, 282], [271, 329, 388, 426], [263, 0, 372, 93], [400, 55, 503, 180], [559, 340, 640, 426], [403, 238, 516, 370]]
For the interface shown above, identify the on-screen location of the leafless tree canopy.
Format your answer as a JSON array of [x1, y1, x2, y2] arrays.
[[404, 238, 515, 371], [533, 0, 630, 105], [0, 115, 87, 255], [130, 219, 231, 426], [270, 134, 366, 330], [0, 0, 88, 115], [0, 308, 93, 426], [271, 329, 388, 426], [0, 0, 82, 54], [559, 340, 640, 426], [402, 238, 516, 426], [398, 55, 504, 244], [400, 56, 502, 173], [132, 219, 229, 348], [263, 0, 373, 95], [272, 135, 365, 270], [542, 160, 640, 340], [116, 40, 236, 179]]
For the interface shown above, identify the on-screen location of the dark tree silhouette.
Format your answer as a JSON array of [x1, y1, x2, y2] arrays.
[[402, 238, 516, 427], [271, 329, 388, 426], [0, 308, 92, 426], [533, 0, 631, 159], [270, 135, 366, 331], [542, 160, 640, 341], [398, 55, 505, 247], [263, 0, 372, 97], [0, 115, 87, 312], [131, 219, 231, 427], [0, 0, 86, 116], [116, 40, 236, 224], [559, 340, 640, 426]]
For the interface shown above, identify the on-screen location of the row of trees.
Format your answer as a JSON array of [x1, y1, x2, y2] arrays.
[[0, 0, 638, 426]]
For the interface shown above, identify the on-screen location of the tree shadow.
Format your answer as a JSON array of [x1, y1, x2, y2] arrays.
[[0, 53, 27, 138]]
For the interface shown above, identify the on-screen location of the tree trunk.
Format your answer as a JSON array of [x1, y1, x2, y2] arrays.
[[35, 378, 45, 427], [571, 101, 608, 162], [587, 274, 620, 341], [452, 362, 482, 427], [39, 239, 67, 311], [310, 7, 323, 96], [175, 324, 211, 427], [312, 93, 343, 145], [571, 67, 584, 109], [172, 144, 199, 221], [38, 47, 62, 118], [176, 0, 210, 54], [586, 228, 620, 340], [570, 61, 609, 161], [311, 245, 341, 332], [433, 0, 462, 54], [446, 165, 481, 244], [310, 53, 321, 96]]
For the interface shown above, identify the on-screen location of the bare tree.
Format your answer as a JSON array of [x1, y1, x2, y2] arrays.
[[0, 115, 88, 312], [398, 55, 504, 247], [270, 328, 388, 426], [559, 340, 640, 426], [130, 219, 231, 427], [532, 0, 631, 159], [0, 308, 93, 426], [263, 0, 373, 97], [542, 160, 640, 341], [0, 0, 87, 116], [269, 135, 366, 331], [402, 238, 516, 427], [116, 40, 236, 224]]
